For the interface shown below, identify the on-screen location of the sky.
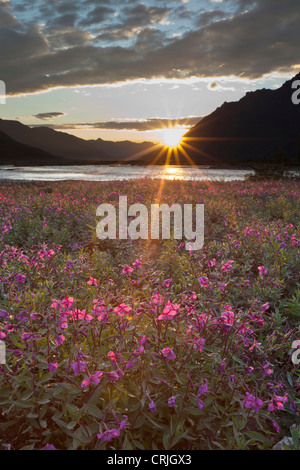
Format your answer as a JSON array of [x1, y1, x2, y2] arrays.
[[0, 0, 299, 143]]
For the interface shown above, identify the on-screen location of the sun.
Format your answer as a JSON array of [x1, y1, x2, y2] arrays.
[[160, 127, 186, 148]]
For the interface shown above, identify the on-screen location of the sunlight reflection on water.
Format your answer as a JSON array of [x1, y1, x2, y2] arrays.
[[0, 165, 254, 182]]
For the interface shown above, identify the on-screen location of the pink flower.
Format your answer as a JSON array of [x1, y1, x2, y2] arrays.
[[87, 277, 98, 286], [198, 276, 209, 288], [221, 260, 234, 272], [207, 259, 216, 267], [268, 394, 288, 412], [132, 259, 141, 269], [122, 266, 134, 274], [261, 302, 270, 313], [81, 371, 103, 388], [114, 303, 132, 317], [163, 278, 172, 288], [161, 348, 177, 360], [15, 274, 26, 283], [152, 292, 163, 304], [158, 301, 180, 321], [258, 266, 268, 276], [261, 363, 273, 377], [55, 335, 65, 346]]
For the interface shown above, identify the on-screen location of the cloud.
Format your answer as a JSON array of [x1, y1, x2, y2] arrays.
[[32, 116, 202, 131], [1, 0, 300, 94], [79, 6, 115, 27], [33, 112, 65, 120]]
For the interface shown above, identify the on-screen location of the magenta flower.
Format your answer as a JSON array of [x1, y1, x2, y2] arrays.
[[122, 266, 134, 274], [97, 428, 120, 442], [81, 371, 103, 388], [198, 379, 208, 396], [132, 259, 141, 269], [196, 397, 205, 409], [71, 361, 87, 376], [207, 259, 216, 267], [125, 361, 135, 370], [55, 335, 65, 345], [163, 278, 172, 288], [0, 331, 6, 340], [261, 302, 270, 313], [107, 351, 117, 362], [48, 362, 58, 374], [198, 276, 209, 288], [152, 292, 163, 304], [21, 332, 32, 341], [221, 311, 234, 326], [107, 371, 120, 382], [61, 297, 74, 309], [0, 310, 9, 319], [42, 444, 56, 450], [195, 337, 206, 352], [158, 301, 180, 321], [15, 274, 26, 283], [221, 260, 234, 272], [168, 396, 178, 407], [242, 392, 264, 412], [268, 394, 288, 412], [87, 277, 98, 286], [219, 283, 228, 292], [258, 266, 268, 276], [261, 363, 273, 377], [114, 303, 132, 317], [161, 348, 177, 360], [272, 420, 280, 433], [149, 400, 157, 412]]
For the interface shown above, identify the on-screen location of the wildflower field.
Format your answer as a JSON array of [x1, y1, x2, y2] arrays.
[[0, 178, 299, 450]]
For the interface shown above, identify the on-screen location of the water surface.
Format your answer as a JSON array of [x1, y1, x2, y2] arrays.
[[0, 165, 254, 182]]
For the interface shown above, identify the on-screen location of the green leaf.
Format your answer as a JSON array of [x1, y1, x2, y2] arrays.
[[84, 404, 103, 419], [245, 431, 271, 444]]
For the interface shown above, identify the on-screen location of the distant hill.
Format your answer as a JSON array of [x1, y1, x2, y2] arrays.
[[90, 138, 157, 161], [0, 130, 70, 165], [139, 73, 300, 166], [0, 119, 113, 163], [0, 118, 159, 164]]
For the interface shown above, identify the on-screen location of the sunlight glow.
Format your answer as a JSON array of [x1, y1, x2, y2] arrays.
[[160, 127, 186, 148]]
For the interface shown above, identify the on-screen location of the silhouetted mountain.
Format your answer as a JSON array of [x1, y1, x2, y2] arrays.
[[0, 130, 70, 165], [90, 138, 156, 161], [0, 119, 113, 162], [0, 118, 159, 163], [139, 73, 300, 166]]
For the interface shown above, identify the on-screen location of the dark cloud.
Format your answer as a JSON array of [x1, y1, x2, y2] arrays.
[[32, 117, 201, 131], [46, 28, 93, 48], [0, 1, 20, 28], [134, 27, 167, 51], [79, 6, 115, 27], [196, 9, 227, 27], [1, 0, 300, 94], [96, 3, 171, 42], [122, 3, 171, 27], [53, 13, 77, 28], [34, 112, 65, 120]]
